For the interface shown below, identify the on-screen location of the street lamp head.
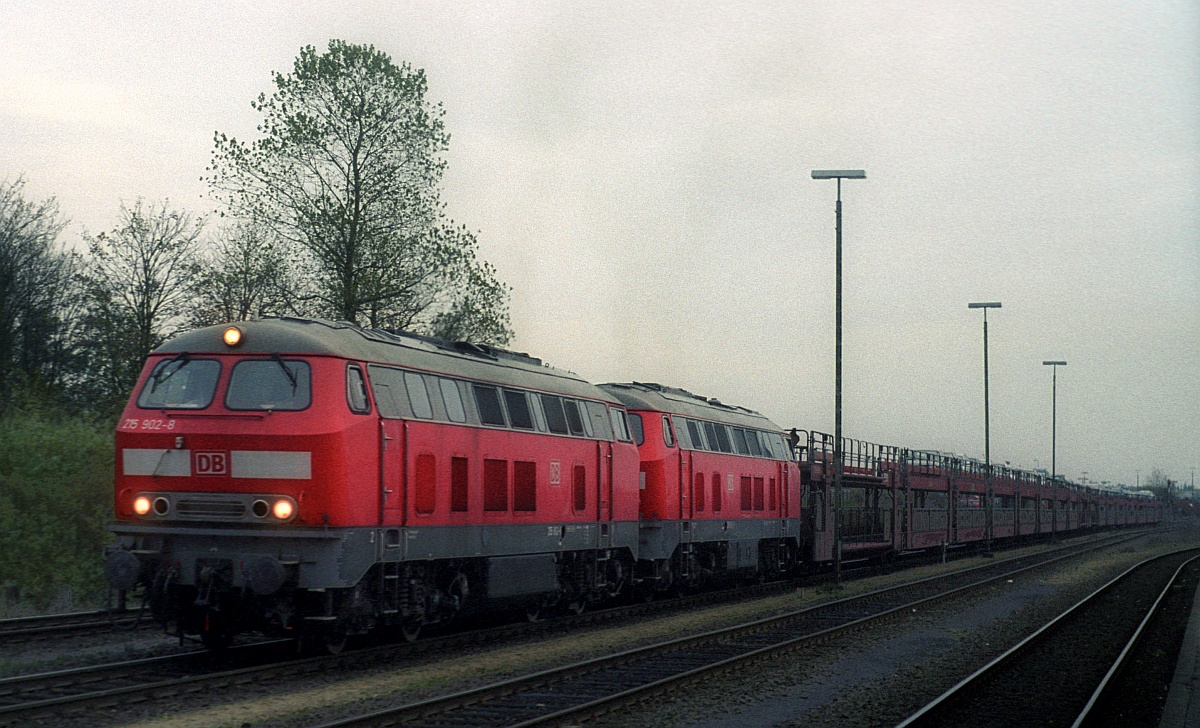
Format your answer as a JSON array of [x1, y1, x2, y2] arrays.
[[968, 302, 1002, 309], [1043, 360, 1067, 366], [811, 170, 866, 179]]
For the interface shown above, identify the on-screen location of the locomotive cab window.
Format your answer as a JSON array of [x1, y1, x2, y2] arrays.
[[586, 401, 614, 440], [226, 358, 311, 411], [440, 378, 467, 423], [662, 416, 675, 447], [628, 413, 645, 446], [346, 365, 370, 414], [137, 357, 220, 410], [610, 408, 633, 442]]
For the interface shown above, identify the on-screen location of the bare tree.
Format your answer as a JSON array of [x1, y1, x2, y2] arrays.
[[76, 200, 205, 406], [0, 177, 76, 406], [188, 220, 292, 327]]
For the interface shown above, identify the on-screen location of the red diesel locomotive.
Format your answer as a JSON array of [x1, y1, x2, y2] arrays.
[[600, 383, 803, 591], [103, 317, 1160, 648], [104, 317, 642, 647]]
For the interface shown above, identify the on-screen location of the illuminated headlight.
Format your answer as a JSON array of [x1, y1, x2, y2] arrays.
[[272, 498, 296, 521], [223, 326, 243, 347], [133, 495, 152, 516]]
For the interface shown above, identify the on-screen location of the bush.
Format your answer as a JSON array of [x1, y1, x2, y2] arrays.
[[0, 398, 113, 608]]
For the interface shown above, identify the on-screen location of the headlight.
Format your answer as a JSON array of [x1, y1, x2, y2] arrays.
[[223, 326, 243, 347], [133, 495, 151, 516], [272, 499, 295, 520]]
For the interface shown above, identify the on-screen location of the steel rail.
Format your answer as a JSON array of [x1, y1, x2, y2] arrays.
[[315, 533, 1143, 727], [0, 530, 1142, 725], [1072, 554, 1200, 728], [0, 608, 145, 641], [894, 547, 1200, 728]]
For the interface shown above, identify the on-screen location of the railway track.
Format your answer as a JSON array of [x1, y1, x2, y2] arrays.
[[311, 533, 1143, 727], [0, 564, 815, 725], [0, 531, 1142, 726], [0, 608, 149, 644], [895, 547, 1200, 728]]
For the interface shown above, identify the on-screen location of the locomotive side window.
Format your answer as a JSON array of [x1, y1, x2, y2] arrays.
[[504, 390, 534, 430], [702, 421, 721, 452], [628, 413, 645, 446], [137, 358, 220, 410], [541, 395, 569, 434], [745, 429, 763, 457], [530, 395, 548, 432], [440, 378, 467, 423], [712, 424, 733, 453], [662, 416, 675, 447], [367, 366, 408, 418], [731, 428, 750, 455], [563, 400, 586, 436], [405, 372, 434, 419], [474, 385, 507, 427], [346, 365, 371, 414], [226, 359, 311, 411], [686, 419, 705, 450], [609, 408, 633, 442], [673, 417, 691, 448], [768, 433, 788, 460], [580, 404, 595, 437], [585, 401, 613, 440]]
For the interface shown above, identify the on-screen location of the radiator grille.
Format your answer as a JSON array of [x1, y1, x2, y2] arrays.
[[174, 497, 248, 520]]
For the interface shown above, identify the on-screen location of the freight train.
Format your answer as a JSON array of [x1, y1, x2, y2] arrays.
[[103, 318, 1160, 649]]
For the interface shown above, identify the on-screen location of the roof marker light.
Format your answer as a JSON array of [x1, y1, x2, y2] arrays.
[[223, 326, 243, 347]]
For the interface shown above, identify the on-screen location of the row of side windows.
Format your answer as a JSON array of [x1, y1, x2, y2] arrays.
[[672, 416, 790, 461], [367, 364, 632, 442]]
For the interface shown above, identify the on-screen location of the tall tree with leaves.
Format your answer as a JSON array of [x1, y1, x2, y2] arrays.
[[76, 200, 205, 410], [208, 40, 511, 344]]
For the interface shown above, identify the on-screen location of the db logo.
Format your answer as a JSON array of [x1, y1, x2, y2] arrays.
[[194, 451, 230, 476]]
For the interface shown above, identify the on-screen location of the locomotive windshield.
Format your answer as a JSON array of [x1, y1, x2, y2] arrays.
[[226, 358, 312, 411], [137, 357, 220, 409]]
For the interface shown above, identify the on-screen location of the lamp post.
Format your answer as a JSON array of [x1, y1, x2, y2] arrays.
[[1043, 360, 1066, 539], [968, 301, 1001, 553], [812, 169, 865, 584]]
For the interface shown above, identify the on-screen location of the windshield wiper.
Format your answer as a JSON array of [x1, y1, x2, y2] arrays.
[[272, 353, 298, 393], [150, 352, 190, 393]]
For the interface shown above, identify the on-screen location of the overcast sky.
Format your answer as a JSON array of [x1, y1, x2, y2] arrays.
[[2, 1, 1196, 489]]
